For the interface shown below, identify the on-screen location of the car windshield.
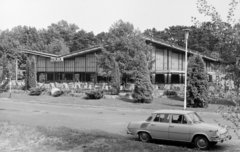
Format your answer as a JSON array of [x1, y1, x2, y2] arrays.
[[187, 112, 204, 123], [146, 116, 153, 122]]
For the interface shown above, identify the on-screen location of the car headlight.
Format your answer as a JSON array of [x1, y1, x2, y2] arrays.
[[216, 130, 220, 137]]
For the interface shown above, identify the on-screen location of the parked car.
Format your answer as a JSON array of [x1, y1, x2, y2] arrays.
[[127, 110, 231, 150]]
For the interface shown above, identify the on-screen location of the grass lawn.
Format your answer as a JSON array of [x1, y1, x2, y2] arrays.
[[0, 121, 198, 152], [0, 91, 223, 113]]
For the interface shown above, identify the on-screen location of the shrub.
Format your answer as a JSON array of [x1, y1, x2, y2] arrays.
[[187, 55, 209, 108], [163, 90, 177, 96], [0, 55, 10, 82], [29, 87, 45, 96], [216, 106, 240, 139], [132, 51, 153, 103], [0, 79, 9, 93], [85, 90, 103, 99]]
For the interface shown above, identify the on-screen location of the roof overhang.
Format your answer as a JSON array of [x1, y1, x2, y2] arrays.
[[19, 46, 102, 59], [19, 49, 58, 58], [143, 36, 218, 62], [60, 46, 102, 59]]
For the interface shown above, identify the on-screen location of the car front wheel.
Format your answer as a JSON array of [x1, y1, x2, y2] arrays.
[[194, 136, 210, 150], [138, 132, 151, 142], [211, 142, 218, 146]]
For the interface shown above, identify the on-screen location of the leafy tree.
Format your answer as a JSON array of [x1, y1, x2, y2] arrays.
[[187, 55, 209, 108], [48, 38, 70, 55], [98, 20, 154, 83], [47, 20, 79, 47], [70, 30, 98, 51], [193, 0, 240, 62], [132, 51, 153, 103]]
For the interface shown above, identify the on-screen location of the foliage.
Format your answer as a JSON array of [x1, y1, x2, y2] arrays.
[[187, 55, 209, 108], [110, 56, 121, 95], [85, 90, 103, 99], [193, 0, 240, 62], [0, 54, 10, 82], [25, 57, 36, 90], [0, 79, 9, 93], [70, 30, 98, 51], [132, 51, 153, 103], [216, 106, 240, 139], [163, 90, 177, 96], [29, 87, 45, 96], [29, 57, 37, 88], [97, 20, 155, 82], [24, 57, 30, 89]]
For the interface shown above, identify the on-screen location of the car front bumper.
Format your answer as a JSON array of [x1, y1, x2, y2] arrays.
[[127, 130, 133, 135], [211, 134, 232, 142]]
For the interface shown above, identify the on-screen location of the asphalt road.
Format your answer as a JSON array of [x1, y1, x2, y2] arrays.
[[0, 98, 239, 151]]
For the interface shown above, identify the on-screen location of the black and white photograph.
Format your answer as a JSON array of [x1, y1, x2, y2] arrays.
[[0, 0, 240, 151]]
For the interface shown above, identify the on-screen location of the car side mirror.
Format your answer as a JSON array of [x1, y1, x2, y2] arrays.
[[188, 121, 192, 125]]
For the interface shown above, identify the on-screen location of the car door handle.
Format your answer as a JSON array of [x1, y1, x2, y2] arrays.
[[151, 124, 156, 126], [169, 125, 174, 127]]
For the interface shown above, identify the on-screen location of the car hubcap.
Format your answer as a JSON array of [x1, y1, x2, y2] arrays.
[[198, 139, 207, 148], [141, 133, 148, 141]]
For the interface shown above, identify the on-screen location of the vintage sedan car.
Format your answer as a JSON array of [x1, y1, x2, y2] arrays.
[[127, 110, 231, 150]]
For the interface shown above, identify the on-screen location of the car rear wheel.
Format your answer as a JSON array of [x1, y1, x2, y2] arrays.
[[138, 132, 151, 142], [194, 136, 210, 150]]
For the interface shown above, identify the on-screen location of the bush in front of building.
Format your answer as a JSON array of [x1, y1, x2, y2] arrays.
[[132, 51, 153, 103], [187, 55, 209, 108], [163, 90, 177, 97], [0, 79, 9, 93], [85, 90, 103, 99], [29, 87, 45, 96]]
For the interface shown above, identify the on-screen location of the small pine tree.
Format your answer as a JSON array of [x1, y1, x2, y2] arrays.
[[133, 51, 153, 103], [187, 55, 209, 108], [25, 57, 31, 89], [25, 57, 37, 89], [110, 56, 121, 95], [29, 57, 37, 88]]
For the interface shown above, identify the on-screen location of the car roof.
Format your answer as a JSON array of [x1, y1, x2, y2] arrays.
[[152, 109, 194, 115]]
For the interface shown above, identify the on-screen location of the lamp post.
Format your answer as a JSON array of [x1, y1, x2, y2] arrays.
[[183, 29, 190, 110]]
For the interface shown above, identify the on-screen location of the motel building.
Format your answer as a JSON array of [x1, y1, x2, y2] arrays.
[[20, 37, 221, 85]]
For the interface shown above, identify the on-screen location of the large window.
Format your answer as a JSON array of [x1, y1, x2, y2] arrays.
[[46, 73, 54, 81], [171, 74, 180, 84], [65, 73, 73, 81], [156, 74, 165, 84]]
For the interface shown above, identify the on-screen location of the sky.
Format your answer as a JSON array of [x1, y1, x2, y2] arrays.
[[0, 0, 240, 34]]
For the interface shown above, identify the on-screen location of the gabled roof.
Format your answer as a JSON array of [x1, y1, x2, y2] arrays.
[[143, 36, 218, 61]]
